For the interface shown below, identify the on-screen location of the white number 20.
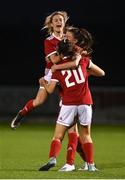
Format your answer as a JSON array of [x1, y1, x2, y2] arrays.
[[61, 66, 85, 87]]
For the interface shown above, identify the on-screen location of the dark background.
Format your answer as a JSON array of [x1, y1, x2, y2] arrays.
[[0, 0, 125, 87]]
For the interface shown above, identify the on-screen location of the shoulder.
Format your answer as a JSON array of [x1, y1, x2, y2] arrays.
[[80, 56, 91, 67], [44, 36, 53, 47], [44, 35, 57, 47], [80, 56, 90, 63], [45, 35, 55, 41]]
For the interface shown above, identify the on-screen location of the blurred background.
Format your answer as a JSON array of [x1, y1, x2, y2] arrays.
[[0, 0, 125, 124]]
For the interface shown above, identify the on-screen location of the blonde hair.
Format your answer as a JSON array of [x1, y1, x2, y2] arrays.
[[42, 11, 69, 34]]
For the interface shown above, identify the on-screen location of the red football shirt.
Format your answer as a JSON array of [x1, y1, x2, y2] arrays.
[[51, 57, 93, 105], [44, 33, 61, 69]]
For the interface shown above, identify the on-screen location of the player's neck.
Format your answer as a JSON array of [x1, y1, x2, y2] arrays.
[[52, 32, 64, 40]]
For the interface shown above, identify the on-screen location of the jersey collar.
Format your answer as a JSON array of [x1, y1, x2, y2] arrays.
[[52, 33, 64, 41]]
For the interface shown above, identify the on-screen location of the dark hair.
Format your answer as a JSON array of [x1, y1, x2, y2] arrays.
[[57, 39, 74, 58], [66, 26, 93, 54]]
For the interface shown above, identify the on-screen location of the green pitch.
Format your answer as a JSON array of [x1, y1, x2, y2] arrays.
[[0, 121, 125, 179]]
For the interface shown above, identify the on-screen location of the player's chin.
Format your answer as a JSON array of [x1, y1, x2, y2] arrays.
[[56, 28, 63, 33], [55, 30, 61, 34]]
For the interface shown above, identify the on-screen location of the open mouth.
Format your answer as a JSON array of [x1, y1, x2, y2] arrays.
[[56, 25, 62, 28]]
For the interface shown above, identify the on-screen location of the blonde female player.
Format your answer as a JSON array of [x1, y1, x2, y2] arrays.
[[11, 11, 68, 128]]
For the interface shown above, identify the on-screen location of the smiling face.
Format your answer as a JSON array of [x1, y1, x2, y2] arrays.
[[51, 14, 65, 34]]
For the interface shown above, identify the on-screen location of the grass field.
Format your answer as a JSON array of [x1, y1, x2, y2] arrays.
[[0, 121, 125, 179]]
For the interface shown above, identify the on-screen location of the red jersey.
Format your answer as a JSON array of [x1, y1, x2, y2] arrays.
[[44, 34, 61, 69], [51, 57, 93, 105]]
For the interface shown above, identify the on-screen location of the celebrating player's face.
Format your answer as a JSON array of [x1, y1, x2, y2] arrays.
[[66, 31, 77, 46], [51, 14, 65, 33]]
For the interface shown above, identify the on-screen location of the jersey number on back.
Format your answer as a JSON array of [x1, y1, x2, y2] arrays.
[[61, 66, 85, 87]]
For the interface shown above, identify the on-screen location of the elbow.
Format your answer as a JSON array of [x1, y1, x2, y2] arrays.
[[101, 70, 105, 76], [44, 87, 53, 94], [47, 88, 54, 94], [97, 70, 105, 77], [48, 90, 53, 94]]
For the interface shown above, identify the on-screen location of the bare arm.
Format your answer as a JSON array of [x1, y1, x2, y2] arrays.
[[51, 61, 76, 73], [51, 54, 81, 73], [88, 62, 105, 77], [49, 53, 61, 64], [39, 77, 57, 94]]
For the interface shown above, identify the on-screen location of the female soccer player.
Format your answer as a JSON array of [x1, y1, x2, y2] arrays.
[[11, 11, 68, 129], [39, 28, 105, 172], [50, 26, 105, 171]]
